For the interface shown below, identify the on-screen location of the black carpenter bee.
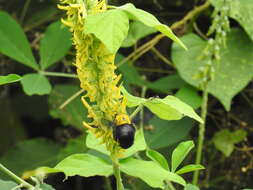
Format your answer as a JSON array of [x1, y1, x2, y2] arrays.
[[113, 114, 136, 149]]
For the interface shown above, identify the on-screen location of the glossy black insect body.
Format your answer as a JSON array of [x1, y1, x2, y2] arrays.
[[113, 124, 136, 149]]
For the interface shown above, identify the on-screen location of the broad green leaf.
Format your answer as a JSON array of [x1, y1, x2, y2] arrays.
[[175, 85, 202, 109], [171, 141, 194, 172], [176, 164, 205, 175], [86, 129, 146, 158], [120, 157, 186, 188], [231, 129, 247, 144], [211, 0, 253, 41], [145, 117, 194, 149], [118, 3, 186, 50], [0, 74, 21, 85], [144, 95, 203, 123], [213, 129, 247, 157], [172, 29, 253, 111], [0, 179, 20, 190], [122, 87, 203, 123], [184, 184, 200, 190], [40, 21, 72, 69], [38, 183, 56, 190], [0, 11, 37, 70], [0, 138, 62, 178], [55, 154, 113, 177], [121, 21, 156, 47], [85, 9, 129, 53], [48, 84, 88, 130], [147, 74, 186, 93], [21, 73, 52, 95], [146, 149, 169, 170]]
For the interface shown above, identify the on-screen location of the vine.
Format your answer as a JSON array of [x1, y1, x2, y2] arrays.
[[193, 0, 231, 184]]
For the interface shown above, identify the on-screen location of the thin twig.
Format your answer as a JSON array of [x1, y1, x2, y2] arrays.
[[151, 47, 173, 66], [59, 89, 85, 109]]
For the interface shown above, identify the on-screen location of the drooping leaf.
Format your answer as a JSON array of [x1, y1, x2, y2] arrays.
[[0, 74, 21, 85], [120, 157, 186, 188], [146, 149, 169, 170], [121, 87, 203, 123], [145, 117, 194, 149], [0, 179, 20, 190], [86, 129, 146, 158], [21, 73, 52, 95], [0, 138, 62, 178], [172, 29, 253, 111], [0, 11, 38, 70], [176, 164, 205, 175], [118, 3, 186, 50], [175, 85, 202, 109], [213, 129, 247, 157], [48, 84, 88, 130], [184, 184, 200, 190], [55, 154, 113, 177], [85, 9, 129, 53], [40, 21, 72, 69], [171, 141, 194, 172], [121, 21, 156, 47]]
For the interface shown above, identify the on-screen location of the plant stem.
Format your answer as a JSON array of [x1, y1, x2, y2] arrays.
[[59, 89, 85, 109], [40, 71, 78, 78], [130, 105, 144, 120], [111, 158, 124, 190], [0, 163, 34, 189], [140, 86, 147, 129], [192, 88, 208, 185], [20, 0, 31, 24], [165, 180, 176, 190]]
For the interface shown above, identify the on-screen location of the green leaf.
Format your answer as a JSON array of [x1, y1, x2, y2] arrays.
[[0, 74, 21, 85], [171, 141, 194, 172], [231, 129, 247, 144], [146, 149, 169, 170], [48, 84, 88, 130], [175, 85, 202, 109], [145, 117, 194, 149], [213, 129, 247, 157], [38, 183, 56, 190], [184, 184, 200, 190], [40, 21, 72, 69], [0, 138, 62, 178], [0, 11, 37, 70], [211, 0, 253, 41], [121, 86, 147, 107], [120, 157, 186, 188], [147, 74, 186, 93], [176, 164, 205, 175], [122, 87, 203, 123], [118, 3, 187, 50], [55, 154, 113, 177], [0, 179, 20, 190], [85, 9, 129, 53], [86, 129, 146, 158], [144, 95, 203, 123], [21, 73, 52, 95], [172, 29, 253, 111], [121, 21, 156, 47]]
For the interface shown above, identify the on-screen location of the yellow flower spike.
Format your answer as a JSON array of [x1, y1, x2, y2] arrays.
[[58, 0, 135, 158]]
